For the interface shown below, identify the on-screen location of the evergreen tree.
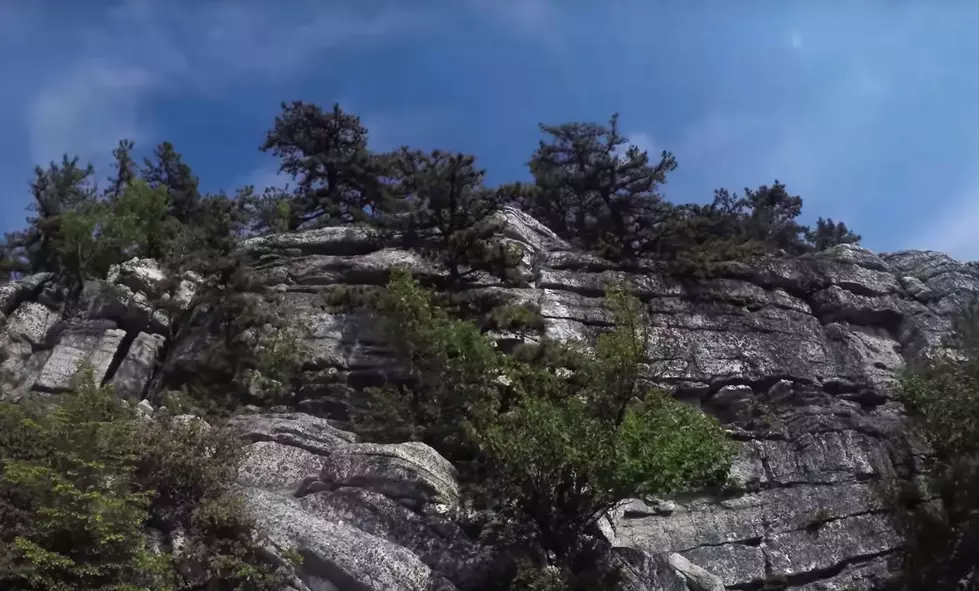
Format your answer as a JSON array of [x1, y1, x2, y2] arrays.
[[522, 113, 677, 261], [107, 139, 138, 200], [740, 180, 808, 254], [1, 156, 97, 277], [141, 141, 201, 225], [805, 217, 861, 251], [388, 148, 520, 287], [261, 101, 390, 229]]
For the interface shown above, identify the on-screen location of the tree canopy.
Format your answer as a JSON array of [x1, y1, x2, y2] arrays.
[[1, 101, 861, 288]]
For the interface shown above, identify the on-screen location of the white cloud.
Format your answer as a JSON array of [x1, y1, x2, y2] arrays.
[[27, 64, 154, 167], [6, 1, 426, 169], [789, 31, 804, 49]]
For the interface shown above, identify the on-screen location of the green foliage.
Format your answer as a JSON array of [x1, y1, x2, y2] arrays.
[[353, 267, 503, 452], [364, 270, 736, 584], [509, 561, 565, 591], [521, 113, 677, 262], [107, 139, 138, 200], [890, 297, 979, 591], [175, 286, 306, 417], [1, 156, 99, 278], [0, 369, 290, 589], [386, 148, 524, 287], [250, 323, 310, 406], [482, 303, 547, 337], [141, 141, 202, 225], [805, 217, 861, 251], [261, 101, 390, 229]]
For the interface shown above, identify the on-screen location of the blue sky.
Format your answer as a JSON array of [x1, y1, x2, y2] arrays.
[[2, 1, 979, 259]]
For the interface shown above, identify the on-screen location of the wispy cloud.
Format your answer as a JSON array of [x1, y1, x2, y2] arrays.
[[4, 1, 426, 169]]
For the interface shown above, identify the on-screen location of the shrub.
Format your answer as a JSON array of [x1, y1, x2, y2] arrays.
[[0, 368, 293, 590], [889, 298, 979, 591], [363, 269, 736, 586]]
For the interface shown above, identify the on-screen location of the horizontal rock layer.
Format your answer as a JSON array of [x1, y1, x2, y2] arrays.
[[2, 208, 978, 589]]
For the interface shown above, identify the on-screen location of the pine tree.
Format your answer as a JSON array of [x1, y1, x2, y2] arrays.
[[107, 139, 138, 200], [522, 113, 677, 261], [261, 101, 391, 229], [388, 148, 520, 287], [740, 181, 808, 254], [2, 156, 98, 277], [805, 217, 861, 251], [141, 141, 201, 225]]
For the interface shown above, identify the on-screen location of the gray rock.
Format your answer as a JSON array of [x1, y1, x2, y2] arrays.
[[319, 441, 461, 508], [299, 487, 496, 589], [667, 553, 725, 591], [110, 331, 165, 399], [1, 301, 59, 348], [766, 513, 901, 578], [107, 257, 168, 298], [137, 398, 154, 416], [12, 210, 979, 588], [34, 323, 126, 393], [240, 486, 456, 591], [613, 548, 694, 591], [227, 412, 357, 455], [0, 273, 52, 318], [237, 440, 326, 493]]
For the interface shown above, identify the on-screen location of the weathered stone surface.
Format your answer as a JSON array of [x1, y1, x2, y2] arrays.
[[319, 441, 461, 508], [219, 219, 979, 588], [767, 513, 901, 578], [107, 257, 169, 298], [7, 214, 979, 589], [0, 273, 51, 319], [614, 548, 693, 591], [237, 440, 326, 493], [298, 487, 496, 589], [110, 331, 165, 399], [230, 410, 487, 589], [34, 322, 126, 393], [667, 553, 725, 591], [240, 486, 455, 591], [1, 301, 59, 348], [227, 412, 357, 455]]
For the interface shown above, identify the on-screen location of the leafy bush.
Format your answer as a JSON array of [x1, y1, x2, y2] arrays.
[[0, 368, 293, 590], [889, 298, 979, 591], [362, 269, 736, 586]]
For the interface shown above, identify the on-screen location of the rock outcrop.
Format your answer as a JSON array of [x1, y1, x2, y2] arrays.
[[3, 207, 979, 589]]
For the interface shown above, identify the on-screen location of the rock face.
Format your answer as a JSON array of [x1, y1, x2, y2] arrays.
[[0, 259, 194, 400], [3, 209, 979, 589]]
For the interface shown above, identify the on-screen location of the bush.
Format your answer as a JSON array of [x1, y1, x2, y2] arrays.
[[0, 368, 293, 590], [889, 298, 979, 591], [363, 269, 736, 586]]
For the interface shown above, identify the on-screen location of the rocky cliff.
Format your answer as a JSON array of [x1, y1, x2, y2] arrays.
[[1, 207, 975, 591]]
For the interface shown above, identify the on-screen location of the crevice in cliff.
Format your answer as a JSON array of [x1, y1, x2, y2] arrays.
[[730, 549, 897, 590], [2, 274, 54, 317], [100, 329, 138, 388]]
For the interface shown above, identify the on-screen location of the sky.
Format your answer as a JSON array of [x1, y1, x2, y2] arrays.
[[2, 1, 979, 259]]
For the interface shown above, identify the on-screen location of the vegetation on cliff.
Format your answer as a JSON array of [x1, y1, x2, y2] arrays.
[[0, 369, 292, 590], [0, 100, 864, 589], [358, 269, 735, 587], [0, 100, 859, 288], [891, 298, 979, 591]]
